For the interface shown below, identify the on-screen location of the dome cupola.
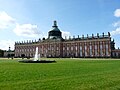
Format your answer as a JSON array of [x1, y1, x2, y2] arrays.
[[48, 21, 62, 39]]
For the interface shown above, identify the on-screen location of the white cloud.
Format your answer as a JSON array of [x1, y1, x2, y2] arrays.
[[0, 11, 42, 50], [0, 11, 41, 38], [114, 9, 120, 17], [62, 31, 71, 39], [13, 23, 40, 37], [0, 11, 16, 30], [0, 40, 15, 50], [111, 27, 120, 36], [113, 21, 120, 27], [111, 9, 120, 36]]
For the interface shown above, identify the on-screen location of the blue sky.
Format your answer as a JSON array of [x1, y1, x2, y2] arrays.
[[0, 0, 120, 50]]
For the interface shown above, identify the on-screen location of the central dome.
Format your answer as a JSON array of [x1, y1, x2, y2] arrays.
[[48, 21, 62, 40]]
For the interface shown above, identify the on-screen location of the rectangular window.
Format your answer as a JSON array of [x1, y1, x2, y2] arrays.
[[63, 47, 65, 50], [106, 44, 108, 56], [76, 46, 77, 51], [90, 45, 92, 56], [100, 44, 103, 56], [85, 46, 87, 56], [95, 45, 97, 56], [57, 47, 59, 50], [71, 46, 73, 51], [80, 46, 82, 57], [67, 47, 69, 51]]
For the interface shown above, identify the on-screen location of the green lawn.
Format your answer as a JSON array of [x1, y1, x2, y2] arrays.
[[0, 58, 120, 90]]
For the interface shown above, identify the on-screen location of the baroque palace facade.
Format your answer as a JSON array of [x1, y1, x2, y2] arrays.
[[15, 21, 120, 58]]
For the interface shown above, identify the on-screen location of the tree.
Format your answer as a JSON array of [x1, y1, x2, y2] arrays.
[[0, 50, 4, 57]]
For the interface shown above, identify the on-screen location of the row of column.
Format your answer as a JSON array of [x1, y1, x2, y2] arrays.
[[62, 41, 111, 57]]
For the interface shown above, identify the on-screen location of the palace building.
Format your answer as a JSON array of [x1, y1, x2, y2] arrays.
[[14, 21, 120, 58]]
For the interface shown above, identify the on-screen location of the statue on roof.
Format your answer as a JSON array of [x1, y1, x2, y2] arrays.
[[53, 20, 57, 26]]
